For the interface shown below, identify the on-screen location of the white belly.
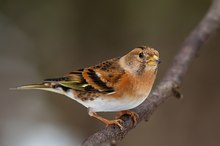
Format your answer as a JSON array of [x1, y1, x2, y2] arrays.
[[65, 90, 149, 112]]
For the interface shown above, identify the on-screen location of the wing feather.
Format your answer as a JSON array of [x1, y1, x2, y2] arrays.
[[43, 58, 123, 94]]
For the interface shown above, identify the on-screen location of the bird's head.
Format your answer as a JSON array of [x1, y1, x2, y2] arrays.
[[120, 46, 160, 75]]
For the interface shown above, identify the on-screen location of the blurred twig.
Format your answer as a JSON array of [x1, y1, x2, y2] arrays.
[[82, 0, 220, 145]]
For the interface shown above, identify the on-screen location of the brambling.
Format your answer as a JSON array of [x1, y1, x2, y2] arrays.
[[17, 46, 160, 129]]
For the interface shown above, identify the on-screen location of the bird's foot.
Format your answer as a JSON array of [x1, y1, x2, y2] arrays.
[[116, 110, 139, 125], [88, 111, 124, 130], [104, 119, 124, 130]]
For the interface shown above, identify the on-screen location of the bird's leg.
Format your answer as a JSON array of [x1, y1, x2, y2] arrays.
[[88, 110, 124, 130], [115, 110, 139, 125]]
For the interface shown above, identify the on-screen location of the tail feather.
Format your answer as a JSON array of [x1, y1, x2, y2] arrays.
[[14, 82, 67, 95], [16, 83, 50, 90]]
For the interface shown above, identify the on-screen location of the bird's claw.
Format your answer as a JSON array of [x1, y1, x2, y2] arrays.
[[106, 119, 124, 130], [116, 110, 139, 126]]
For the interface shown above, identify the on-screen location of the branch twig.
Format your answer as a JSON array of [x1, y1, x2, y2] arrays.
[[82, 0, 220, 145]]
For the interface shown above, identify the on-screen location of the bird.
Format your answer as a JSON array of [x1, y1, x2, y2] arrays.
[[17, 46, 160, 129]]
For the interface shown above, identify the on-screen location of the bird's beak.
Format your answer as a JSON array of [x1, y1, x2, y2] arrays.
[[147, 55, 160, 66], [153, 55, 161, 64]]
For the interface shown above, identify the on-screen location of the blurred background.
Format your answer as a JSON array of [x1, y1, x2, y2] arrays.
[[0, 0, 220, 146]]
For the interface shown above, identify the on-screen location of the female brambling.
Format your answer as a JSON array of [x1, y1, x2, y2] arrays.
[[18, 46, 160, 129]]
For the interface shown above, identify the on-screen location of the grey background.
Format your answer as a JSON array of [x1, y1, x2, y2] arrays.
[[0, 0, 220, 146]]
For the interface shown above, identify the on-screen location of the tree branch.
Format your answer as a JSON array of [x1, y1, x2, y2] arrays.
[[82, 0, 220, 145]]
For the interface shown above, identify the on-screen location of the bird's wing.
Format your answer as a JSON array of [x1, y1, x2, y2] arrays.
[[44, 58, 123, 94], [57, 57, 124, 93], [43, 69, 98, 92], [81, 57, 124, 92]]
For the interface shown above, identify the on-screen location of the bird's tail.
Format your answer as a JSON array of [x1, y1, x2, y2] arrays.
[[16, 83, 50, 90], [14, 82, 65, 95]]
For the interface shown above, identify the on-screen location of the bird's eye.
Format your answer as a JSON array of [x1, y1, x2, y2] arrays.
[[139, 52, 144, 59]]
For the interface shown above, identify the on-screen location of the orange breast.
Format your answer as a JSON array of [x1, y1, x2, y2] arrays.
[[108, 70, 156, 99]]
